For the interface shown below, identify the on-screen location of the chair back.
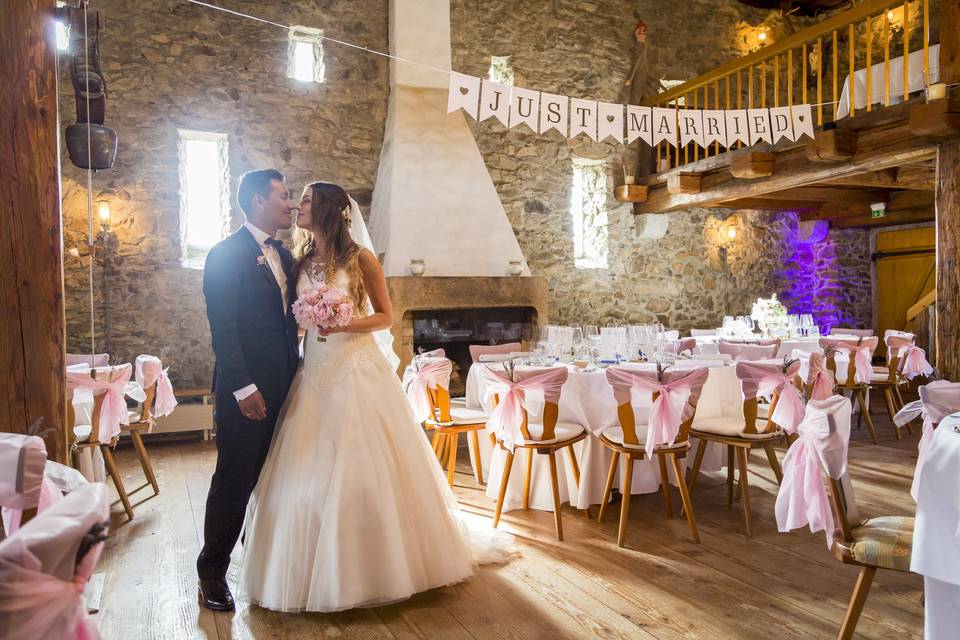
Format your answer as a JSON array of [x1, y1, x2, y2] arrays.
[[663, 338, 697, 355], [663, 330, 680, 341], [0, 483, 109, 639], [718, 340, 780, 361], [774, 395, 859, 546], [910, 381, 960, 500], [403, 354, 453, 424], [482, 365, 567, 451], [819, 336, 878, 386], [689, 328, 717, 337], [133, 355, 178, 422], [66, 364, 133, 443], [0, 434, 46, 517], [804, 352, 835, 400], [736, 360, 805, 434], [830, 328, 874, 338], [605, 366, 708, 454], [469, 342, 522, 364], [65, 353, 109, 368]]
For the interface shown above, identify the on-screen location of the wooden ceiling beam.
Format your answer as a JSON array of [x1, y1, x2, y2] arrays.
[[748, 187, 890, 202], [818, 166, 935, 190]]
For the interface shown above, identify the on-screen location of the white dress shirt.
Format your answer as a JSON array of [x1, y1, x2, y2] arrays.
[[234, 222, 289, 402]]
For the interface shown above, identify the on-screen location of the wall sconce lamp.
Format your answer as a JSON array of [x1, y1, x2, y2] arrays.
[[97, 201, 111, 231]]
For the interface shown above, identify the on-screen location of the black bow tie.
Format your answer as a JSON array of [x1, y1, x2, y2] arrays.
[[264, 237, 283, 249]]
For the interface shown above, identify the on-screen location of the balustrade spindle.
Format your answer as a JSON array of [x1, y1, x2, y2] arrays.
[[866, 16, 873, 112], [849, 23, 856, 117], [903, 1, 910, 101], [833, 29, 839, 120], [817, 36, 823, 125], [923, 0, 930, 86], [884, 11, 891, 106]]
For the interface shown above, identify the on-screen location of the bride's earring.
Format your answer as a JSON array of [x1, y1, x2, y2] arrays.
[[341, 206, 352, 226]]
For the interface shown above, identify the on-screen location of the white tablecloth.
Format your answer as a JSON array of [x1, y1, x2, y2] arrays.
[[912, 412, 960, 640], [465, 362, 737, 512], [837, 44, 940, 119]]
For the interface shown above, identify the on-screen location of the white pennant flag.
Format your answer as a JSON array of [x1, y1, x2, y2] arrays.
[[747, 108, 773, 145], [702, 110, 728, 148], [509, 87, 540, 132], [725, 110, 750, 146], [479, 80, 511, 127], [678, 110, 705, 148], [597, 102, 624, 143], [446, 72, 481, 119], [791, 103, 816, 141], [570, 98, 598, 141], [626, 105, 653, 145], [652, 107, 678, 147], [769, 106, 795, 143], [539, 92, 568, 136]]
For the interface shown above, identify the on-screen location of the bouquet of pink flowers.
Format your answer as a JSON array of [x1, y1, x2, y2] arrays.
[[292, 283, 355, 342]]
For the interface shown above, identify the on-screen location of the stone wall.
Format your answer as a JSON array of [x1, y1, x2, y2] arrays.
[[61, 0, 873, 387], [449, 0, 871, 331], [61, 0, 390, 387]]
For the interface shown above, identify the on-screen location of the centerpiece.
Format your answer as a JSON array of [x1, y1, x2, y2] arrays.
[[750, 294, 789, 337]]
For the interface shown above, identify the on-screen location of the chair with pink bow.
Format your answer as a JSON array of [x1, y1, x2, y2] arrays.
[[829, 327, 874, 338], [717, 339, 781, 361], [864, 333, 923, 436], [483, 365, 586, 540], [663, 337, 697, 356], [0, 482, 110, 640], [905, 381, 960, 502], [0, 434, 52, 536], [688, 360, 801, 537], [819, 336, 880, 444], [66, 353, 109, 368], [404, 351, 488, 486], [119, 355, 178, 499], [774, 395, 915, 640], [469, 342, 523, 363], [66, 363, 135, 520], [597, 365, 709, 547], [805, 352, 836, 402]]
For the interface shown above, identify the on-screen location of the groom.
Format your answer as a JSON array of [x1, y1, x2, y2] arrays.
[[197, 169, 300, 611]]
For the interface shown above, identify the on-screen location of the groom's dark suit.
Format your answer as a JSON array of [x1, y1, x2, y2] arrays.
[[197, 225, 300, 581]]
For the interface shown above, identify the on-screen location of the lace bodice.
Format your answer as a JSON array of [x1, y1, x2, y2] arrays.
[[297, 261, 351, 297]]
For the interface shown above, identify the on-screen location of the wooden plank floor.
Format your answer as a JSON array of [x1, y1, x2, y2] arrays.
[[91, 408, 924, 639]]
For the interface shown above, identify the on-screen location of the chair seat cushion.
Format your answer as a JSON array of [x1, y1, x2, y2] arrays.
[[849, 516, 914, 572], [692, 416, 772, 437], [869, 371, 895, 384], [73, 425, 92, 443], [450, 405, 488, 425], [521, 421, 585, 445], [601, 425, 649, 450]]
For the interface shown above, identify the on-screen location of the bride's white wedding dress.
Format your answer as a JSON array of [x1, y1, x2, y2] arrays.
[[238, 264, 510, 613]]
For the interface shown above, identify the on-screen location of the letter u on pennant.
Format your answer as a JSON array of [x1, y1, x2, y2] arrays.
[[509, 87, 540, 132]]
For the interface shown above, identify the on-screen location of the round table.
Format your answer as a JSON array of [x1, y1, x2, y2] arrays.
[[465, 361, 738, 512], [912, 412, 960, 639]]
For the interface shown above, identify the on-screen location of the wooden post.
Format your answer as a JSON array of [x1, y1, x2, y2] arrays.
[[936, 0, 960, 380], [0, 0, 67, 461]]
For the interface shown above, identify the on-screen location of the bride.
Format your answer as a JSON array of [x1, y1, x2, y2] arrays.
[[238, 182, 510, 612]]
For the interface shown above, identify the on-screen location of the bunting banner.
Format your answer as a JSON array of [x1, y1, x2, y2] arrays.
[[449, 73, 817, 150]]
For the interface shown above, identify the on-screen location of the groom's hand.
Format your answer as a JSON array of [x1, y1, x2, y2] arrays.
[[238, 391, 268, 421]]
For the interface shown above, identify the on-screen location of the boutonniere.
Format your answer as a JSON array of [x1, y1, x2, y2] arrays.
[[256, 256, 267, 267]]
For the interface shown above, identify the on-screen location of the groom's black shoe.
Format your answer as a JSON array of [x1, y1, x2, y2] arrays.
[[198, 578, 235, 612]]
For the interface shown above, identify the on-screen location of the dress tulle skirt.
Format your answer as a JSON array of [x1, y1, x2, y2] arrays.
[[238, 332, 508, 612]]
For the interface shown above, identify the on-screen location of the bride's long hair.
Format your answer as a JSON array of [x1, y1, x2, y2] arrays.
[[294, 182, 366, 309]]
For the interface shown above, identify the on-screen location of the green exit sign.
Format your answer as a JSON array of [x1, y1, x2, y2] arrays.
[[871, 209, 886, 218], [870, 203, 886, 218]]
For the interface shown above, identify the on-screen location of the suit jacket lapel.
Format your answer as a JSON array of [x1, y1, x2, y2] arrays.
[[237, 226, 284, 310]]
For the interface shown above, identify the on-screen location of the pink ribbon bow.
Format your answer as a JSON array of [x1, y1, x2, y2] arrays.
[[821, 337, 876, 385], [66, 365, 132, 442], [403, 357, 452, 423], [736, 360, 805, 434], [775, 395, 852, 547], [910, 381, 960, 501], [805, 352, 835, 401], [480, 366, 567, 452], [605, 366, 709, 455], [137, 357, 178, 419], [900, 345, 934, 381]]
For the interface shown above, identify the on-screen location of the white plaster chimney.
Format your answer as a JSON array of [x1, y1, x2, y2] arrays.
[[369, 0, 530, 277]]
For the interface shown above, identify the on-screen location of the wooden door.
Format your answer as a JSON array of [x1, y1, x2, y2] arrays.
[[875, 227, 935, 358]]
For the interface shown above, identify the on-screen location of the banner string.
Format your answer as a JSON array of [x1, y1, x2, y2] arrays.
[[184, 0, 957, 112]]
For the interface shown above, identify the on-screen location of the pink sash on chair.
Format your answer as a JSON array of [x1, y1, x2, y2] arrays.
[[910, 381, 960, 501], [736, 360, 805, 433], [66, 365, 132, 442], [775, 395, 853, 547], [136, 355, 178, 418], [899, 346, 934, 380], [805, 352, 835, 401], [402, 356, 453, 423], [819, 337, 877, 384], [663, 338, 697, 356], [480, 366, 567, 452], [0, 483, 109, 640], [604, 366, 709, 455]]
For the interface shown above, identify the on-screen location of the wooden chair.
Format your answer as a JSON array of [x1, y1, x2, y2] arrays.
[[67, 364, 135, 521], [596, 366, 709, 546], [119, 355, 173, 498], [824, 435, 914, 639], [0, 433, 47, 535], [487, 366, 586, 541], [687, 363, 790, 538], [425, 378, 489, 487], [820, 336, 880, 444], [867, 338, 909, 438]]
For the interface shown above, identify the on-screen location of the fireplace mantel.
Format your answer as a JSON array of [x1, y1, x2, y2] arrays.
[[386, 276, 549, 373]]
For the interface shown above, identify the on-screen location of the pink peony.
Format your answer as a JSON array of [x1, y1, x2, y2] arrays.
[[292, 283, 355, 342]]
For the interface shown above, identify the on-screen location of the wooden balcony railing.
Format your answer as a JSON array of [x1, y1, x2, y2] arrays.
[[642, 0, 937, 171]]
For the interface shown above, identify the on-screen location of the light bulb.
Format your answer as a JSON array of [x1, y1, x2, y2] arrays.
[[758, 31, 767, 42], [727, 226, 737, 241], [887, 10, 895, 20], [98, 202, 110, 226]]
